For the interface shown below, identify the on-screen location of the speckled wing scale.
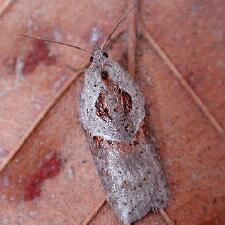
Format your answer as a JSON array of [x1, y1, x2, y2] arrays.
[[80, 48, 169, 224]]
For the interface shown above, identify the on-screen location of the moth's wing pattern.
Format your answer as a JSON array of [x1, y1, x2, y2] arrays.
[[80, 59, 168, 224], [90, 130, 169, 224], [80, 59, 145, 142]]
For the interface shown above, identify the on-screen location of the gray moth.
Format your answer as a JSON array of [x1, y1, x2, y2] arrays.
[[80, 48, 169, 224]]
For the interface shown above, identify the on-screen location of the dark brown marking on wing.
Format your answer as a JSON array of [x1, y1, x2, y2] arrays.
[[95, 92, 112, 121], [101, 70, 111, 86], [118, 88, 133, 116]]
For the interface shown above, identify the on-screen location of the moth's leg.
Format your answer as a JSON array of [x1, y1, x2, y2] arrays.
[[160, 209, 175, 225]]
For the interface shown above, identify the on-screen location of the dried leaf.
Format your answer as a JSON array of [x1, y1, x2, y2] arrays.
[[0, 0, 224, 225]]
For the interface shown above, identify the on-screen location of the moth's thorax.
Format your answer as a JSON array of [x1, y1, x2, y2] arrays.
[[80, 57, 145, 142]]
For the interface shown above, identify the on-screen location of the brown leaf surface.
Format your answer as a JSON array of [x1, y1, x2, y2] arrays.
[[0, 0, 225, 225]]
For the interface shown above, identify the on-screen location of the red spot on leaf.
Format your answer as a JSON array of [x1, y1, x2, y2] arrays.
[[23, 40, 56, 74], [24, 153, 61, 201]]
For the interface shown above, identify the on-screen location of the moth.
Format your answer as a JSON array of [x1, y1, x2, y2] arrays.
[[18, 1, 169, 224], [80, 48, 169, 224]]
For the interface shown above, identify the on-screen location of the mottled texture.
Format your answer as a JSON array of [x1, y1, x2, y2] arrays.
[[80, 48, 145, 142], [80, 49, 168, 224]]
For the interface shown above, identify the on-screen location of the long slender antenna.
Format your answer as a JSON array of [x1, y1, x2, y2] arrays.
[[16, 33, 91, 53], [101, 0, 140, 50]]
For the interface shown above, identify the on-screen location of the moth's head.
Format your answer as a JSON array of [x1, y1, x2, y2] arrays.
[[90, 47, 108, 64]]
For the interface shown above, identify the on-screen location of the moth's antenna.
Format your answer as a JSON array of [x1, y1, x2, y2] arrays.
[[101, 0, 140, 50], [16, 33, 91, 53]]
